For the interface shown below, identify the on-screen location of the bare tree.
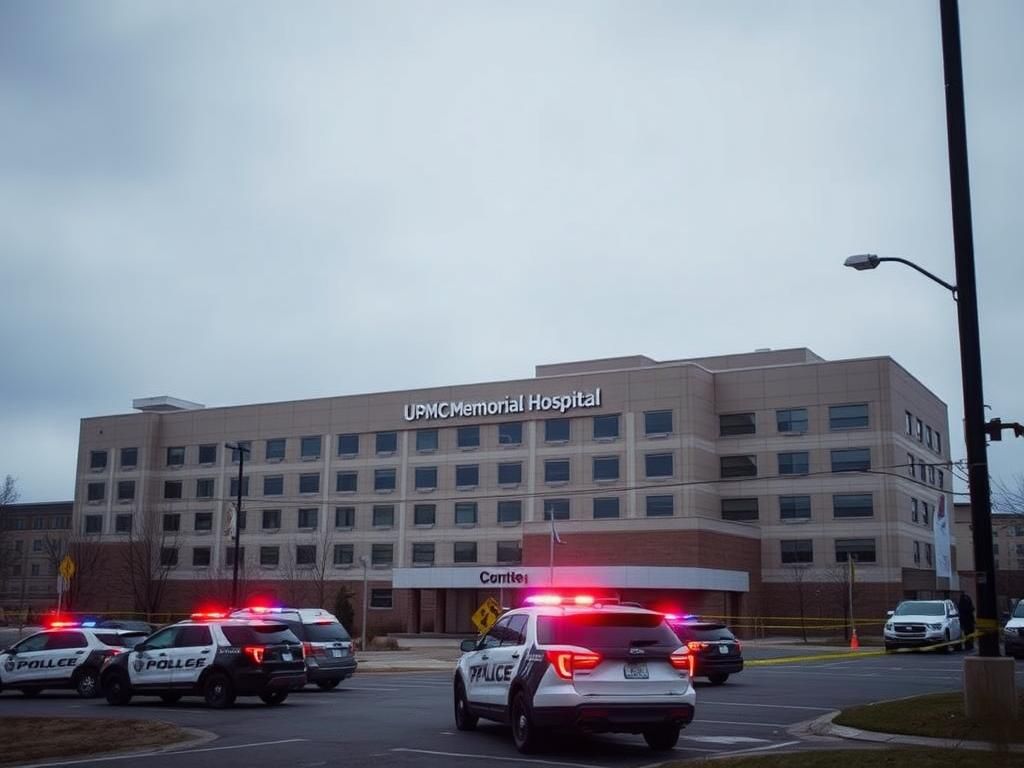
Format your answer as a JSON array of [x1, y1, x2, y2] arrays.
[[42, 535, 105, 612], [121, 511, 179, 618], [308, 525, 336, 609], [786, 564, 811, 643], [824, 563, 856, 641], [992, 474, 1024, 516], [0, 475, 21, 602]]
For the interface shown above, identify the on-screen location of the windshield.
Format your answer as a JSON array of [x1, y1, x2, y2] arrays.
[[1013, 602, 1024, 619], [303, 622, 351, 642], [670, 624, 736, 642], [537, 612, 679, 649], [894, 601, 945, 616], [96, 632, 147, 647], [221, 624, 300, 646]]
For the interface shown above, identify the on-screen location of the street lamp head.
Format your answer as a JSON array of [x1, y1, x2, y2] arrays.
[[844, 254, 880, 271]]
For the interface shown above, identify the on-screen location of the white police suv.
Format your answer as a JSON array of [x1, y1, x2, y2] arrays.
[[101, 612, 306, 708], [0, 621, 146, 698], [453, 595, 696, 753]]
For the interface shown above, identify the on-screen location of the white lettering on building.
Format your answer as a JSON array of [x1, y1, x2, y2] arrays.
[[403, 389, 601, 422]]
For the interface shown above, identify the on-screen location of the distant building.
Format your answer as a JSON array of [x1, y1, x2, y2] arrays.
[[0, 501, 73, 615], [954, 501, 1024, 611]]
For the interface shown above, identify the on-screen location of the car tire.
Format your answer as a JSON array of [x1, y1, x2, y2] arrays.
[[203, 673, 236, 709], [259, 691, 288, 706], [74, 668, 100, 698], [104, 674, 133, 706], [643, 724, 681, 751], [454, 679, 477, 731], [707, 673, 729, 685], [942, 631, 953, 654], [20, 688, 41, 698], [511, 691, 542, 754], [160, 693, 182, 704], [316, 679, 341, 691]]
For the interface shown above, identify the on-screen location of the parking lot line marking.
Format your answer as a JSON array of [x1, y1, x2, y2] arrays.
[[699, 701, 832, 712], [391, 747, 606, 768], [697, 719, 789, 728], [715, 739, 801, 757], [22, 738, 309, 767]]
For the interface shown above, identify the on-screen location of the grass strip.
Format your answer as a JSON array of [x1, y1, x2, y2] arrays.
[[0, 716, 191, 766]]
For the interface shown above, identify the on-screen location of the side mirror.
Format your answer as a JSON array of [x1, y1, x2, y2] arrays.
[[886, 610, 894, 618], [459, 639, 477, 653], [950, 611, 958, 618], [136, 644, 149, 653]]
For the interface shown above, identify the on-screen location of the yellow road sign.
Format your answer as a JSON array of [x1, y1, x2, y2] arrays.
[[471, 597, 502, 634], [59, 555, 76, 581]]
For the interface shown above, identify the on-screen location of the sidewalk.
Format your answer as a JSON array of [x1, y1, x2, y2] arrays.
[[806, 710, 1024, 753]]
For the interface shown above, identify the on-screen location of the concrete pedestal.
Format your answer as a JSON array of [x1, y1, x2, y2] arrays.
[[963, 656, 1017, 720]]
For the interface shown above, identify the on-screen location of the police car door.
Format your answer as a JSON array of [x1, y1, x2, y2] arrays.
[[490, 613, 528, 710], [2, 632, 51, 687], [170, 625, 215, 687], [466, 616, 509, 707], [130, 627, 180, 688]]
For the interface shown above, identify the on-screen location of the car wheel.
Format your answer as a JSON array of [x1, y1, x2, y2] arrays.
[[74, 669, 100, 698], [160, 693, 182, 704], [316, 679, 341, 691], [259, 691, 288, 706], [511, 692, 542, 754], [707, 673, 729, 685], [104, 674, 133, 706], [203, 673, 236, 709], [643, 723, 681, 751], [454, 679, 477, 731], [20, 688, 41, 698], [943, 631, 953, 654]]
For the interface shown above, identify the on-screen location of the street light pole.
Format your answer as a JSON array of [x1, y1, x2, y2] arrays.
[[225, 442, 249, 608], [360, 555, 369, 652]]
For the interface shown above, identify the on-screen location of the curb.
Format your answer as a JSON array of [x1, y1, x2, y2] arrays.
[[808, 710, 1024, 752]]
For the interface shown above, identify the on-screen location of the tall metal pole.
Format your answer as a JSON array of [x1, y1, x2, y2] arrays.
[[227, 443, 248, 608], [939, 0, 999, 656], [360, 556, 369, 651]]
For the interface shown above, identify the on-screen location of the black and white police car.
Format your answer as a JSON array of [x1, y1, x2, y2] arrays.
[[0, 621, 146, 698], [453, 595, 696, 753], [100, 612, 306, 708]]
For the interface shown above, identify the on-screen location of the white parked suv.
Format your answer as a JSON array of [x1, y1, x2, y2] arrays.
[[884, 599, 962, 652], [453, 596, 696, 753]]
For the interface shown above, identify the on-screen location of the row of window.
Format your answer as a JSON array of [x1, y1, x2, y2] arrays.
[[780, 538, 877, 564], [722, 494, 875, 522], [0, 515, 71, 531], [10, 539, 49, 554], [904, 411, 943, 454], [910, 497, 937, 527], [911, 540, 935, 567], [721, 404, 868, 436], [9, 561, 51, 578], [906, 454, 945, 489]]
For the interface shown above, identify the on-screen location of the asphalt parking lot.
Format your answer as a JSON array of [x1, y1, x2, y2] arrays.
[[3, 650, 1022, 768]]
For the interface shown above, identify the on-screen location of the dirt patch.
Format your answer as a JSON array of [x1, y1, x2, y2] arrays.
[[0, 716, 192, 766]]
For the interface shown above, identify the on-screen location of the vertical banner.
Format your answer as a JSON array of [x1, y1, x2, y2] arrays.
[[934, 494, 952, 578]]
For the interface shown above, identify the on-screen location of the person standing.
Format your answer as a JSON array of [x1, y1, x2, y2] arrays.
[[958, 592, 976, 651]]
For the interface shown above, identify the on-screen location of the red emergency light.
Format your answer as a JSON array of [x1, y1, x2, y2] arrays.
[[47, 620, 80, 629], [525, 594, 595, 607], [190, 611, 227, 621]]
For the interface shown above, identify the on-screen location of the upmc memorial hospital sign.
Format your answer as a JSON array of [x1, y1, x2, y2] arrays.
[[403, 389, 602, 422]]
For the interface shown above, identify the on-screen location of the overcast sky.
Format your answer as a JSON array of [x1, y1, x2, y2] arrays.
[[1, 0, 1021, 503]]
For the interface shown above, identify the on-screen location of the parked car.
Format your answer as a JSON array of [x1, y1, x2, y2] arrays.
[[1002, 600, 1024, 659], [884, 599, 962, 652], [666, 617, 743, 685]]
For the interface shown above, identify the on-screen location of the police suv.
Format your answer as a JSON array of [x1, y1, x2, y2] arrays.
[[0, 622, 146, 698], [100, 613, 306, 708], [454, 596, 696, 753]]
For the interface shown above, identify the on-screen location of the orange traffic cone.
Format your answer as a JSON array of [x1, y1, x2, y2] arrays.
[[850, 628, 860, 650]]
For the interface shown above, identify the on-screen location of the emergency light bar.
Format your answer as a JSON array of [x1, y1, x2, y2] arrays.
[[525, 594, 595, 607], [47, 620, 80, 628], [191, 611, 227, 620]]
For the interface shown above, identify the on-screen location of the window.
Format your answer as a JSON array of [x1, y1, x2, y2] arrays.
[[457, 426, 480, 448], [456, 464, 479, 487], [160, 547, 178, 567], [87, 482, 105, 502], [336, 471, 357, 493], [907, 453, 915, 477], [905, 411, 914, 435], [778, 451, 809, 476], [301, 435, 322, 459], [266, 439, 286, 461], [925, 543, 933, 566], [32, 517, 45, 530], [926, 426, 933, 449], [644, 410, 673, 435], [415, 466, 438, 490], [593, 497, 620, 519], [117, 480, 135, 501], [543, 499, 570, 520], [592, 456, 620, 481], [374, 468, 396, 491], [229, 476, 250, 497], [416, 429, 438, 452], [225, 546, 244, 567], [262, 509, 281, 530], [497, 500, 522, 524], [913, 541, 921, 564], [937, 469, 944, 489], [196, 478, 215, 499], [230, 441, 251, 463], [192, 547, 211, 567], [593, 414, 620, 440], [414, 504, 436, 526], [30, 563, 40, 577], [780, 495, 811, 521], [84, 515, 102, 534], [370, 588, 393, 608], [120, 447, 138, 468], [298, 508, 318, 529], [263, 475, 284, 495], [335, 506, 355, 528], [646, 495, 674, 517], [194, 512, 213, 531], [371, 543, 393, 566], [833, 493, 873, 518], [498, 462, 522, 485], [32, 538, 42, 552], [928, 465, 936, 485], [333, 544, 353, 566], [412, 542, 435, 565], [721, 498, 759, 521], [936, 431, 942, 453], [781, 540, 813, 564], [454, 541, 477, 563], [115, 514, 132, 533], [919, 461, 928, 482], [163, 481, 182, 500], [497, 541, 522, 564], [911, 497, 919, 523], [337, 433, 359, 456], [916, 418, 924, 441], [299, 473, 320, 494], [720, 412, 756, 436], [375, 432, 397, 454], [835, 538, 876, 563], [777, 408, 809, 434], [373, 505, 395, 528], [198, 444, 217, 464], [90, 450, 108, 470], [831, 448, 870, 473], [167, 446, 185, 466], [720, 455, 757, 478], [543, 460, 569, 484], [829, 404, 868, 430], [545, 418, 570, 442], [498, 422, 522, 446], [296, 545, 316, 566], [922, 502, 931, 526], [455, 502, 478, 526], [645, 453, 673, 478], [260, 546, 280, 567]]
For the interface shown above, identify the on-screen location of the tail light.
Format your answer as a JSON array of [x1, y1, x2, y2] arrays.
[[736, 640, 742, 654], [687, 641, 709, 652], [243, 646, 265, 664], [303, 642, 317, 658], [545, 648, 602, 680], [670, 647, 694, 676]]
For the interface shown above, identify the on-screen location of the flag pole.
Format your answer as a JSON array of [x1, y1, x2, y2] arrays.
[[549, 514, 555, 588]]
